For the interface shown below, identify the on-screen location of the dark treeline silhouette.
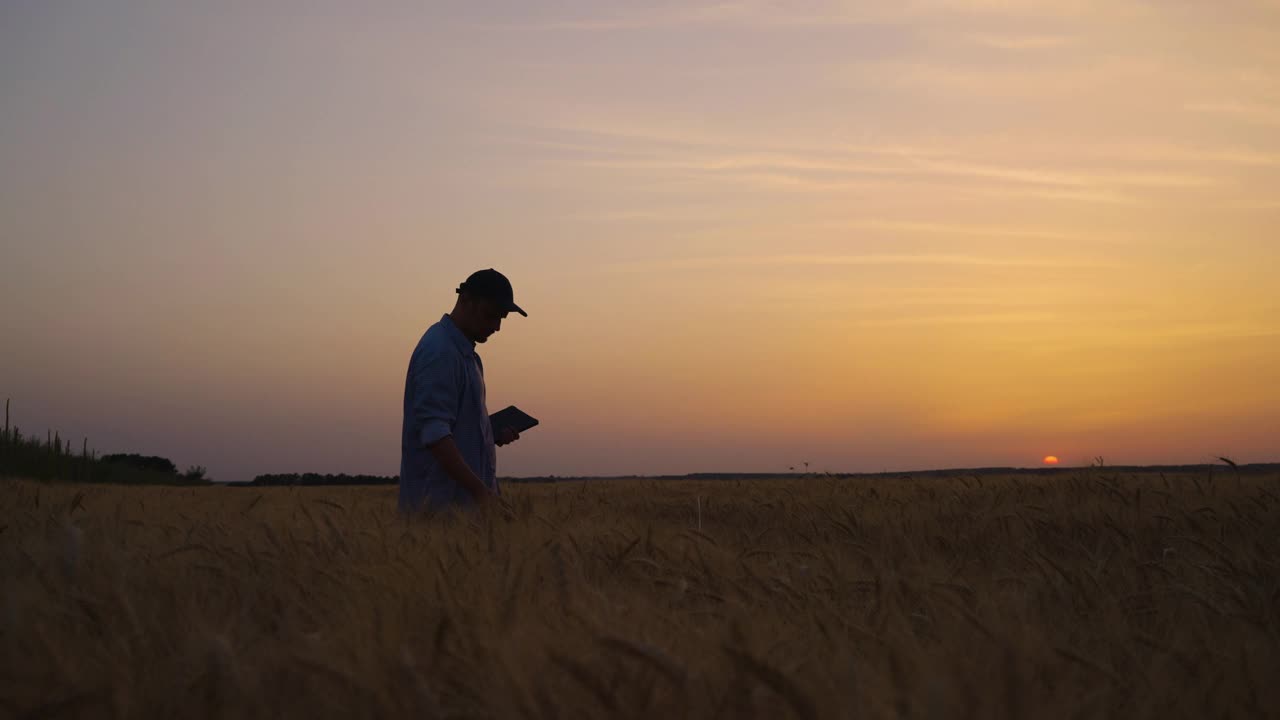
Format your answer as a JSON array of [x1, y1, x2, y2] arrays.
[[0, 399, 211, 485], [101, 454, 179, 475], [235, 464, 1280, 487], [241, 473, 564, 487], [6, 399, 1274, 487], [249, 473, 397, 487], [673, 463, 1280, 480]]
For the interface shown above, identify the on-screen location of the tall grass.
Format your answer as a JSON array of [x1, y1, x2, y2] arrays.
[[2, 467, 1277, 718], [0, 399, 209, 485]]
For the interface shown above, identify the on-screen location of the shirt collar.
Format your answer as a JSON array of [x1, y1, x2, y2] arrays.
[[440, 314, 476, 357]]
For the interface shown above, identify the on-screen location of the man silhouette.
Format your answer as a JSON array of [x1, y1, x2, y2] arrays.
[[399, 269, 527, 513]]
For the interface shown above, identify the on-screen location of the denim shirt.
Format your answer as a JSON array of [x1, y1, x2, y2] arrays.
[[399, 314, 497, 512]]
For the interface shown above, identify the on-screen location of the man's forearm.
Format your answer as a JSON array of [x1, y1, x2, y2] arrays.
[[427, 436, 491, 500]]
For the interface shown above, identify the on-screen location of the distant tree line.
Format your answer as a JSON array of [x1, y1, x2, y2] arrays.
[[246, 473, 567, 486], [250, 473, 397, 486], [1, 399, 211, 485], [101, 454, 178, 474], [9, 399, 1272, 488]]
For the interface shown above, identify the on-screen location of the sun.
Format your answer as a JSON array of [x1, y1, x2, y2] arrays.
[[1043, 455, 1060, 465]]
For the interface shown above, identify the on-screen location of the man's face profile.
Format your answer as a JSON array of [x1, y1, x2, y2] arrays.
[[460, 295, 508, 343]]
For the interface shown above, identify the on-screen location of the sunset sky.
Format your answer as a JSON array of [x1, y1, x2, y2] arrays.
[[2, 1, 1277, 482]]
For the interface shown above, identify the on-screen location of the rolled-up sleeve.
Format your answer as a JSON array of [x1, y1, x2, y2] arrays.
[[410, 350, 461, 447]]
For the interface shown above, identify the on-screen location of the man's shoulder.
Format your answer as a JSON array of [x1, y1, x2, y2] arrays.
[[412, 318, 462, 363], [419, 317, 449, 343]]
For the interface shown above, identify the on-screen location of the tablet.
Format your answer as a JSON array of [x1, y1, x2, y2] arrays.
[[489, 405, 539, 436]]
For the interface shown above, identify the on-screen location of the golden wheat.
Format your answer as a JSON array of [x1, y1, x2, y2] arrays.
[[1, 471, 1278, 718]]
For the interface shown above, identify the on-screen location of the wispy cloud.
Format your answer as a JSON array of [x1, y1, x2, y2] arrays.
[[970, 34, 1074, 50], [485, 124, 948, 160], [1106, 142, 1280, 168], [910, 158, 1218, 189], [497, 111, 1245, 189], [507, 1, 920, 32], [495, 0, 1157, 32], [525, 3, 761, 32], [837, 56, 1168, 101], [604, 253, 1121, 272], [601, 168, 1140, 203], [802, 220, 1086, 242], [548, 144, 1209, 203], [853, 311, 1061, 327], [1156, 323, 1280, 341], [1185, 101, 1280, 127], [574, 154, 911, 175]]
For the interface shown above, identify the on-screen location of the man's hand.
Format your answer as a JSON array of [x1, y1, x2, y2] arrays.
[[429, 435, 492, 501], [427, 436, 512, 518], [496, 427, 521, 447], [476, 490, 515, 519]]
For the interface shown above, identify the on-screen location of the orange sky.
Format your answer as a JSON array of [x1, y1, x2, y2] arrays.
[[2, 1, 1277, 481]]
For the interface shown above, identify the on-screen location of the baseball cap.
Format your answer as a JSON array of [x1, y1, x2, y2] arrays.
[[457, 268, 527, 317]]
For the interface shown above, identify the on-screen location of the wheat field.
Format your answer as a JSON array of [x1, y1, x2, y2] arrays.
[[2, 470, 1278, 719]]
